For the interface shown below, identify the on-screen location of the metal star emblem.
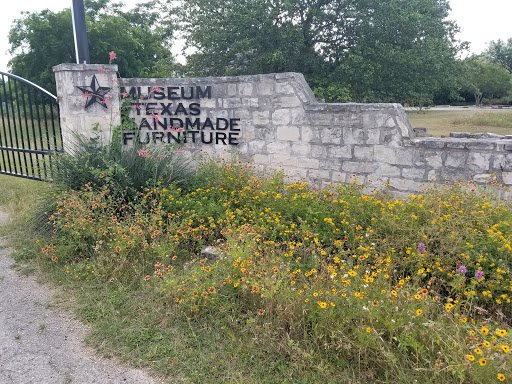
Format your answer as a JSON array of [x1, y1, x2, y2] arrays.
[[77, 75, 111, 109]]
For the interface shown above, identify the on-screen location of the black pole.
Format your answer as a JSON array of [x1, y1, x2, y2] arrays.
[[71, 0, 90, 64]]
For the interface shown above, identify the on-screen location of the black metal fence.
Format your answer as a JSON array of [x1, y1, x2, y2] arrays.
[[0, 72, 63, 181]]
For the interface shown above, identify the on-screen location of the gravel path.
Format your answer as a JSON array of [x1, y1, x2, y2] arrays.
[[0, 210, 163, 384]]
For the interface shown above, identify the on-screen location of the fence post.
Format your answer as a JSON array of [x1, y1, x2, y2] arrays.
[[53, 64, 121, 152]]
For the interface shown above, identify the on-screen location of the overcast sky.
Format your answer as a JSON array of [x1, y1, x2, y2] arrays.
[[0, 0, 511, 75]]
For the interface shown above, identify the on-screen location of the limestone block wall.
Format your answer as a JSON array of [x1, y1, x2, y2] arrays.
[[53, 64, 120, 151], [54, 65, 512, 194]]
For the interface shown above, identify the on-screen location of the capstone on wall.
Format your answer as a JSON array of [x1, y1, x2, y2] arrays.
[[54, 64, 512, 194]]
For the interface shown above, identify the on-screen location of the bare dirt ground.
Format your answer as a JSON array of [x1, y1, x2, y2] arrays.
[[0, 210, 164, 384]]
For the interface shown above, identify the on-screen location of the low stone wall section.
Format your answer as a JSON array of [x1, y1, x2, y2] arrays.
[[55, 65, 512, 194]]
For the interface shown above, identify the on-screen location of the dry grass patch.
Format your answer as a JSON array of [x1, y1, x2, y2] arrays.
[[407, 110, 512, 137]]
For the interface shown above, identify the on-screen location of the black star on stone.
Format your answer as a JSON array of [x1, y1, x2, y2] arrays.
[[77, 75, 112, 109]]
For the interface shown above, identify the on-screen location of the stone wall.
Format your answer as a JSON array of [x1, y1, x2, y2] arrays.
[[54, 65, 512, 194], [53, 64, 120, 151]]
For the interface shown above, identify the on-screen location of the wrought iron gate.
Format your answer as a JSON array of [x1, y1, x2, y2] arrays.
[[0, 72, 63, 181]]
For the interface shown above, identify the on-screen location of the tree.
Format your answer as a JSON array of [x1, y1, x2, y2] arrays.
[[8, 0, 176, 94], [485, 38, 512, 73], [171, 0, 463, 103], [461, 56, 512, 106]]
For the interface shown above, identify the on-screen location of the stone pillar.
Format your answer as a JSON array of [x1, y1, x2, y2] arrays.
[[53, 63, 121, 151]]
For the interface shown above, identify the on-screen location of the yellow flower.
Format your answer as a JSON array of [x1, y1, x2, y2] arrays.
[[416, 309, 422, 316], [474, 348, 482, 355], [466, 354, 475, 361], [445, 303, 454, 312], [414, 294, 421, 300], [366, 327, 371, 333], [500, 345, 510, 353], [478, 358, 486, 366], [496, 329, 508, 337], [497, 373, 506, 382], [483, 341, 491, 348], [480, 327, 489, 335]]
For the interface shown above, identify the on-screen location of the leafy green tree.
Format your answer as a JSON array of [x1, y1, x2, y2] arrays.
[[461, 56, 512, 106], [171, 0, 462, 103], [8, 0, 176, 93], [485, 38, 512, 73]]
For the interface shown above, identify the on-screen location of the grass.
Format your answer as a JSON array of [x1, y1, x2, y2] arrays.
[[1, 158, 511, 383], [407, 110, 512, 136]]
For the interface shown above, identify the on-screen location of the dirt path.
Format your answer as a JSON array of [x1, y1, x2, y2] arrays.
[[0, 210, 163, 384]]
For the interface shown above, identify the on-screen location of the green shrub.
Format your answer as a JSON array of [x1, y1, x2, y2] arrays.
[[52, 131, 195, 199]]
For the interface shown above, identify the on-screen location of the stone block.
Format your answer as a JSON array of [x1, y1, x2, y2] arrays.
[[446, 141, 466, 149], [367, 129, 381, 145], [276, 82, 294, 95], [375, 114, 397, 128], [291, 143, 311, 156], [445, 152, 467, 168], [353, 146, 374, 161], [248, 140, 267, 154], [227, 84, 237, 97], [402, 167, 426, 180], [320, 127, 342, 144], [238, 83, 254, 96], [328, 145, 352, 159], [473, 174, 493, 183], [241, 98, 259, 108], [253, 154, 270, 165], [253, 111, 270, 126], [311, 144, 329, 159], [308, 113, 333, 126], [466, 142, 495, 150], [272, 109, 291, 125], [300, 158, 320, 169], [343, 128, 367, 145], [267, 141, 291, 154], [375, 163, 401, 177], [502, 172, 512, 184], [290, 108, 307, 125], [450, 132, 471, 138], [308, 169, 330, 180], [342, 161, 377, 174], [388, 178, 424, 192], [319, 159, 343, 171], [222, 98, 242, 108], [273, 154, 297, 167], [302, 126, 320, 143], [255, 126, 275, 141], [256, 81, 275, 95], [331, 172, 347, 183], [467, 153, 491, 172], [374, 147, 413, 166], [276, 126, 300, 141], [200, 98, 217, 108], [276, 96, 302, 108]]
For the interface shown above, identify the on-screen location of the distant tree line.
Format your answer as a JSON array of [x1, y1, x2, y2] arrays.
[[7, 0, 512, 106]]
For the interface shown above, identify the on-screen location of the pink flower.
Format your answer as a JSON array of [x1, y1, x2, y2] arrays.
[[121, 92, 129, 98], [109, 51, 117, 64], [152, 86, 162, 93], [137, 148, 151, 158], [98, 66, 107, 73]]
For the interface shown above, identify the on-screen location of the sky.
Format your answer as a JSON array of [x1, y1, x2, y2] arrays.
[[0, 0, 511, 75]]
